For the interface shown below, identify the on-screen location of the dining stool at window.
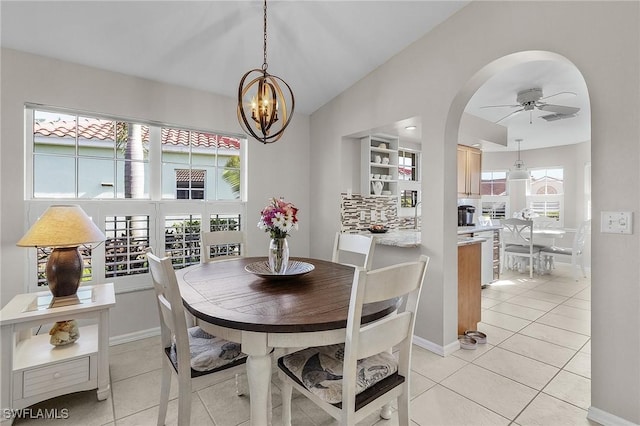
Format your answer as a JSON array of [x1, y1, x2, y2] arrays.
[[277, 255, 429, 425], [331, 232, 376, 270], [146, 251, 247, 426], [201, 230, 247, 263]]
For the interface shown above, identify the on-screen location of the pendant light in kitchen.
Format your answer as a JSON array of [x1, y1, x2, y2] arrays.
[[508, 139, 530, 181], [237, 0, 295, 144]]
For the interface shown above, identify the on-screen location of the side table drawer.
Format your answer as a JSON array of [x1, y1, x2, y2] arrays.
[[22, 357, 90, 398]]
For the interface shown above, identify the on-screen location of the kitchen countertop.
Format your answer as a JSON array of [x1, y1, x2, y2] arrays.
[[357, 229, 421, 247], [457, 224, 503, 235], [352, 224, 501, 248], [457, 236, 486, 247]]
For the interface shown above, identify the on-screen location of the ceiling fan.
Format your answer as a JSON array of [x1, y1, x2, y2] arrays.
[[481, 88, 580, 124]]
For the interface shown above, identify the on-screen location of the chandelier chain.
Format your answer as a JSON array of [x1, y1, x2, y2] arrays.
[[262, 0, 268, 71]]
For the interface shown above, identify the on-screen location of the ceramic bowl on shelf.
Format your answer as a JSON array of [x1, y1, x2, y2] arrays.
[[378, 143, 387, 149], [382, 190, 392, 195], [373, 174, 380, 179]]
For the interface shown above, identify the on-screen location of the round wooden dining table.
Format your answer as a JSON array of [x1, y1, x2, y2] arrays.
[[175, 256, 397, 426]]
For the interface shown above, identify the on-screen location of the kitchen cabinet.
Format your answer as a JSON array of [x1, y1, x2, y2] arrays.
[[458, 241, 482, 335], [361, 135, 399, 197], [457, 145, 482, 198]]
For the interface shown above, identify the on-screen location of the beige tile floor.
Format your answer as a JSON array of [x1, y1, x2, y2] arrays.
[[14, 263, 598, 425]]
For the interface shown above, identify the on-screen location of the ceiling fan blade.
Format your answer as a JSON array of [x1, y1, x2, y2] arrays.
[[540, 113, 577, 122], [480, 104, 520, 109], [540, 91, 577, 101], [495, 108, 524, 124], [537, 103, 581, 115]]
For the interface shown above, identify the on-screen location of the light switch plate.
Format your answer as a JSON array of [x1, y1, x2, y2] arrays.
[[601, 211, 633, 234]]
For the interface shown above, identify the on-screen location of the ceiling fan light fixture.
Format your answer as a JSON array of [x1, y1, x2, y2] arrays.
[[237, 0, 294, 144]]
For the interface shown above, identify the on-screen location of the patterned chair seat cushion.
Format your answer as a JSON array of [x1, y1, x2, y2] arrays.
[[540, 245, 576, 255], [505, 244, 542, 253], [278, 344, 398, 404], [168, 326, 246, 374]]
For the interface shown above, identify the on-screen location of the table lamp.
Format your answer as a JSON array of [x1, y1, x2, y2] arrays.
[[17, 205, 106, 298]]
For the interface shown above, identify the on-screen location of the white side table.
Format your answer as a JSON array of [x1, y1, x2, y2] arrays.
[[0, 283, 115, 423]]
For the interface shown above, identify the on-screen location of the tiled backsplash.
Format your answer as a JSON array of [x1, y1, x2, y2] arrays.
[[340, 193, 416, 232]]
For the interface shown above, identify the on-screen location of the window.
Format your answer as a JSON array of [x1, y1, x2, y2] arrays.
[[480, 171, 508, 219], [481, 201, 507, 220], [481, 171, 507, 196], [400, 190, 419, 208], [32, 111, 150, 199], [165, 215, 201, 269], [530, 168, 563, 195], [205, 214, 243, 259], [176, 169, 205, 200], [527, 168, 564, 224], [104, 215, 150, 278], [162, 127, 241, 201], [398, 149, 419, 181], [25, 106, 246, 293]]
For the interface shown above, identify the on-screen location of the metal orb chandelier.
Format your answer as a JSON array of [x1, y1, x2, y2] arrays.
[[237, 0, 295, 144]]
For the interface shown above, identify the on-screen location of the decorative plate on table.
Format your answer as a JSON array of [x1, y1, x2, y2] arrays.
[[245, 260, 315, 280]]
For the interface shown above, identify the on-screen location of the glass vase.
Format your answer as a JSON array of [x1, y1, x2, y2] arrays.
[[268, 237, 289, 274]]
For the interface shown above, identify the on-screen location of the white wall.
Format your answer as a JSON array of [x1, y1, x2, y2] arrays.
[[0, 48, 311, 337], [308, 2, 639, 424]]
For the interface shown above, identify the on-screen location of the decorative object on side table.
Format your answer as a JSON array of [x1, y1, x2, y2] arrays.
[[49, 319, 80, 346], [17, 204, 106, 346], [258, 197, 299, 274]]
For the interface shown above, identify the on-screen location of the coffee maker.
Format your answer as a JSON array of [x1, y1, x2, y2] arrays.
[[458, 205, 475, 227]]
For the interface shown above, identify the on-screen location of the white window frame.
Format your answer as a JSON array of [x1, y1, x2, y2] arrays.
[[480, 169, 509, 220], [23, 106, 247, 294], [526, 167, 564, 227], [397, 147, 421, 217]]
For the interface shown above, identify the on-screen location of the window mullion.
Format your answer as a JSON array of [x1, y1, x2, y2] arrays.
[[149, 126, 162, 200]]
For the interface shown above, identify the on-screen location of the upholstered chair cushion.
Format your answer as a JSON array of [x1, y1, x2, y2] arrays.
[[168, 326, 246, 375], [278, 344, 398, 405]]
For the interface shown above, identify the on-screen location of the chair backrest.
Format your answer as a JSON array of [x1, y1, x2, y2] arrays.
[[502, 218, 534, 247], [532, 216, 559, 229], [573, 219, 591, 254], [201, 230, 247, 263], [146, 251, 191, 374], [331, 232, 376, 270], [341, 255, 429, 417]]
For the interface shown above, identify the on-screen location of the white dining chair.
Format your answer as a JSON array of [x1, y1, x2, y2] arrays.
[[277, 255, 430, 426], [146, 250, 247, 426], [540, 219, 591, 281], [532, 215, 560, 229], [501, 218, 542, 278], [201, 230, 247, 263], [331, 232, 376, 270]]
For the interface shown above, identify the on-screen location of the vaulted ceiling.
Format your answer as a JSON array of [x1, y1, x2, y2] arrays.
[[1, 1, 589, 152]]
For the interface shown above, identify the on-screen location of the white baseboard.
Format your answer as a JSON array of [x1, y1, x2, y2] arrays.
[[109, 327, 160, 346], [588, 406, 639, 426], [413, 334, 460, 356]]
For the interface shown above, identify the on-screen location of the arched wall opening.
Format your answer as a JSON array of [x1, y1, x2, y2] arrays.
[[444, 48, 592, 330]]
